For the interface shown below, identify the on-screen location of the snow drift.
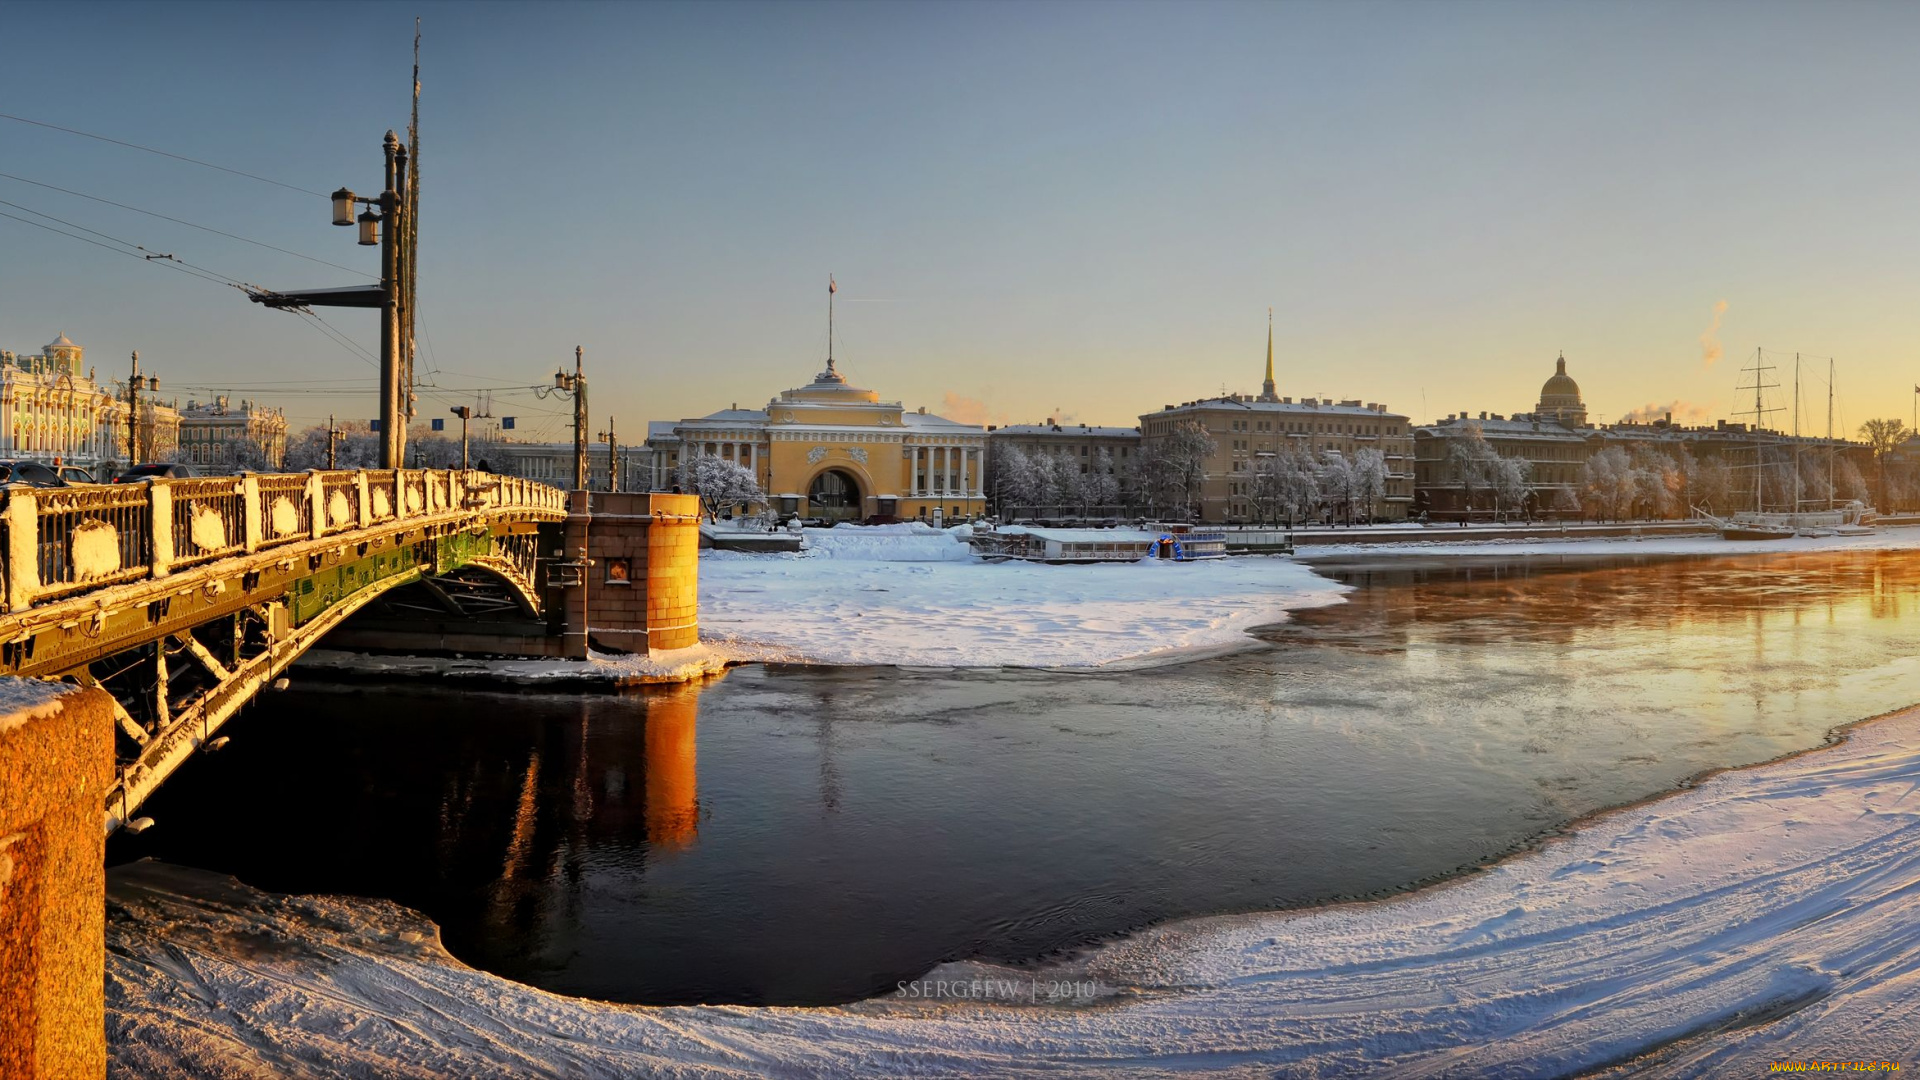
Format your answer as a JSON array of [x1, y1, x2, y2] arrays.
[[106, 706, 1920, 1077]]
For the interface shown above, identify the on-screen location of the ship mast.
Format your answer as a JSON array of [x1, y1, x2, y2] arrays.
[[1736, 348, 1782, 514], [1828, 358, 1836, 509]]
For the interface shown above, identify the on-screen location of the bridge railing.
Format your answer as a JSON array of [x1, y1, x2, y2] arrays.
[[0, 469, 564, 613], [169, 477, 250, 570]]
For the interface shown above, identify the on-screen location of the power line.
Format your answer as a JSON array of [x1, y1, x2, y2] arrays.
[[0, 171, 375, 279], [0, 207, 244, 292], [0, 112, 328, 198], [296, 311, 379, 367]]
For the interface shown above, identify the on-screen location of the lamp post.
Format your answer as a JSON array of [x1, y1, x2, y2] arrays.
[[449, 405, 472, 470], [596, 415, 619, 492], [125, 351, 160, 466], [553, 346, 588, 490], [253, 131, 411, 469], [325, 414, 344, 470]]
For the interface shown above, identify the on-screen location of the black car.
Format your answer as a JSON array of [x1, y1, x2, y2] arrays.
[[112, 463, 195, 483], [0, 460, 71, 487]]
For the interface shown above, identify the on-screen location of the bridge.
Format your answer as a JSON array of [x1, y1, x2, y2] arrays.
[[0, 469, 566, 834]]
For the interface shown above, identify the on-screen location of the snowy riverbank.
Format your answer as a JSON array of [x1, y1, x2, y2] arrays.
[[105, 702, 1920, 1077], [294, 642, 747, 687], [1293, 522, 1920, 560]]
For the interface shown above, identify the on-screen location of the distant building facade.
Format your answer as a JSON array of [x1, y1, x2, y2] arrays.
[[984, 421, 1141, 514], [646, 357, 987, 522], [1413, 354, 1876, 518], [486, 440, 649, 491], [0, 333, 179, 476], [178, 396, 289, 471], [1138, 323, 1413, 521]]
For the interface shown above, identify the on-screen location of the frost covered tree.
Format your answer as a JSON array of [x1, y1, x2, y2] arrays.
[[1155, 420, 1216, 519], [284, 422, 380, 471], [1685, 453, 1734, 515], [1278, 448, 1321, 524], [1444, 424, 1499, 516], [1316, 452, 1356, 524], [1033, 451, 1071, 514], [1131, 441, 1180, 518], [1350, 448, 1388, 523], [1488, 455, 1532, 519], [994, 444, 1043, 516], [1084, 448, 1119, 514], [1580, 447, 1636, 521], [677, 455, 764, 521], [1835, 457, 1870, 504]]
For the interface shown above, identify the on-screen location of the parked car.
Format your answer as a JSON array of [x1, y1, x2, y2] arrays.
[[56, 465, 96, 485], [0, 460, 71, 488], [112, 463, 195, 483]]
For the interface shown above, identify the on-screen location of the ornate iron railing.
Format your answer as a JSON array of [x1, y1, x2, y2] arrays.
[[255, 474, 312, 549], [317, 471, 360, 535], [0, 469, 565, 612], [168, 477, 249, 569], [23, 484, 152, 603]]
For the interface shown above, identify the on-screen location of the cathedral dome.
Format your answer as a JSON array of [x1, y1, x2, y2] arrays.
[[1539, 354, 1581, 406]]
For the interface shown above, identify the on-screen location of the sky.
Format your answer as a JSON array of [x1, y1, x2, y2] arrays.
[[1, 0, 1916, 444]]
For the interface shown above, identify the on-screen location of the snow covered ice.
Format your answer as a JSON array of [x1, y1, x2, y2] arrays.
[[699, 524, 1348, 668]]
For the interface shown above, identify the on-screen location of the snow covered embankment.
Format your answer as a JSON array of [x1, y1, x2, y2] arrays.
[[700, 523, 1347, 668], [106, 707, 1920, 1077]]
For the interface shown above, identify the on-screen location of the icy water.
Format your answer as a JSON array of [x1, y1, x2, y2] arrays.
[[116, 549, 1920, 1006]]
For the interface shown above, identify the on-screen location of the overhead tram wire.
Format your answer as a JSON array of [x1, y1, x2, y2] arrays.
[[0, 206, 247, 292], [0, 172, 375, 279], [0, 112, 327, 199]]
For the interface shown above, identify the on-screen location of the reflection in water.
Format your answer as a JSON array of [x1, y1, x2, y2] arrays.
[[117, 550, 1920, 1006], [644, 686, 700, 850]]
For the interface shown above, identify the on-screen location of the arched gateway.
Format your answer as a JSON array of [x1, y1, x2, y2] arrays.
[[808, 468, 863, 521]]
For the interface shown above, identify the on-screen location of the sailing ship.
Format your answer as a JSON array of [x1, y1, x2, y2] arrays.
[[1710, 351, 1877, 540]]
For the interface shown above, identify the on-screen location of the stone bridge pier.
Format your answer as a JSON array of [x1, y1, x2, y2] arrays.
[[0, 684, 112, 1080], [553, 491, 701, 658]]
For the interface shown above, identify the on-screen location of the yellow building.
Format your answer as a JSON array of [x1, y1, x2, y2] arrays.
[[649, 357, 988, 523]]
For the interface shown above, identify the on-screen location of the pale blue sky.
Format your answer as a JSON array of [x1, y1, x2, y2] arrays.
[[1, 1, 1915, 442]]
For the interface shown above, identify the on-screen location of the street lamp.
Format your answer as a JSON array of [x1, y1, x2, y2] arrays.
[[125, 351, 162, 467], [596, 415, 620, 493], [541, 346, 588, 490], [250, 130, 411, 470], [449, 405, 472, 471]]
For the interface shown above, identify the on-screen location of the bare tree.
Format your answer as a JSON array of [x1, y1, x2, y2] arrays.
[[1858, 418, 1910, 510]]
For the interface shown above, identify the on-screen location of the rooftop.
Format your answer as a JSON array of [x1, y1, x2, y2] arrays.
[[1151, 395, 1404, 419]]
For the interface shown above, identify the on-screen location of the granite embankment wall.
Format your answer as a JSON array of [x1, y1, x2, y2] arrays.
[[1, 682, 114, 1080]]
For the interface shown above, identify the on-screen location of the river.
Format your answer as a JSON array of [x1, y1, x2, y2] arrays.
[[112, 549, 1920, 1006]]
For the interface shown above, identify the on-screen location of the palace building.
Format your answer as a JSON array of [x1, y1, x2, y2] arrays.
[[178, 396, 289, 471], [0, 334, 179, 476], [647, 356, 987, 523]]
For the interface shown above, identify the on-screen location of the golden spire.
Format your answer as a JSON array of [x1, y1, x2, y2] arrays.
[[1260, 307, 1278, 402]]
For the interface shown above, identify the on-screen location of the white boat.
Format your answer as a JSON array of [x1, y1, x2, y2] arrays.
[[1704, 502, 1876, 541]]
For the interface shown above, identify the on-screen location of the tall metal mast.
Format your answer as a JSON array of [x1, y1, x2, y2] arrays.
[[1736, 348, 1782, 514]]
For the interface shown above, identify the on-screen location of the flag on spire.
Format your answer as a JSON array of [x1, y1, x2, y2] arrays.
[[829, 276, 837, 295]]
